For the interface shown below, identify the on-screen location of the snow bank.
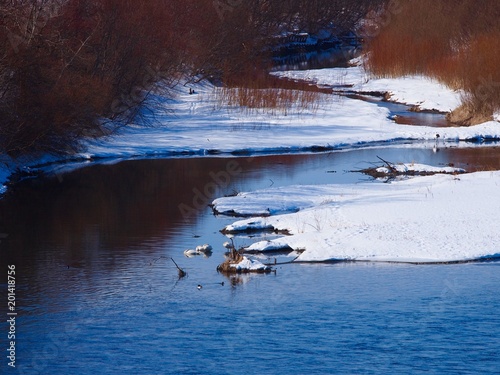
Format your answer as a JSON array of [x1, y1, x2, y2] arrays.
[[272, 65, 462, 112], [213, 185, 346, 217], [81, 76, 500, 162], [213, 163, 465, 217], [2, 64, 500, 193], [230, 256, 271, 272], [217, 171, 500, 263], [375, 163, 465, 175], [83, 80, 395, 158]]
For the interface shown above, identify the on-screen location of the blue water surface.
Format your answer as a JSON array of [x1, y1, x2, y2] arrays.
[[1, 148, 499, 375]]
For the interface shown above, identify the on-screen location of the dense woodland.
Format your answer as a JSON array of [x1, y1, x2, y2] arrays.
[[0, 0, 381, 156], [1, 0, 498, 156]]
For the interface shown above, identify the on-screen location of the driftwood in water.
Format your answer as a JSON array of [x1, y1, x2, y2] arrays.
[[355, 156, 465, 180], [376, 156, 397, 174], [170, 258, 187, 278]]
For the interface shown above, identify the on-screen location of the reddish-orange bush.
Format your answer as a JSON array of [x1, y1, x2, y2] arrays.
[[0, 0, 382, 155], [0, 0, 186, 155], [367, 0, 500, 123]]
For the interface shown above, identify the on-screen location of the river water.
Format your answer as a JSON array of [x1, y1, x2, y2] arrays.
[[1, 144, 500, 374]]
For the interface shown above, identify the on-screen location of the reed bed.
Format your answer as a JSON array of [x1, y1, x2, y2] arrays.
[[366, 0, 500, 124]]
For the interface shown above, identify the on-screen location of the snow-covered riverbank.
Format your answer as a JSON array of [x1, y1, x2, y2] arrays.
[[214, 170, 500, 263], [272, 62, 462, 113], [1, 62, 499, 194], [83, 65, 499, 160]]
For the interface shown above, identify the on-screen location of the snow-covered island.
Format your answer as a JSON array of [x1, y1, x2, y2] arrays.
[[214, 170, 500, 264], [2, 60, 500, 266]]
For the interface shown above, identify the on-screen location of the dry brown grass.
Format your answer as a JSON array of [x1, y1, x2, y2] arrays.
[[216, 252, 244, 274], [215, 73, 322, 115], [215, 86, 320, 115], [366, 0, 500, 124]]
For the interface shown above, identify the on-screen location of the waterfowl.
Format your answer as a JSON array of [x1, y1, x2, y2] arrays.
[[196, 244, 213, 255], [183, 249, 197, 257]]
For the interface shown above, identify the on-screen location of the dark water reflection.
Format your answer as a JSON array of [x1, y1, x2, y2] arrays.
[[2, 146, 500, 260], [1, 147, 500, 374], [273, 47, 360, 71]]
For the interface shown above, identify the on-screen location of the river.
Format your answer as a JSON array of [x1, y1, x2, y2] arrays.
[[1, 143, 500, 374]]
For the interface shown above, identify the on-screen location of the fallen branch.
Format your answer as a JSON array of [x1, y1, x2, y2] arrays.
[[354, 157, 466, 180], [170, 258, 187, 278], [377, 155, 397, 174]]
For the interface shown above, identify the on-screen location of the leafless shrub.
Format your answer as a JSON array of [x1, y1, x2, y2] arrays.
[[366, 0, 500, 124]]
